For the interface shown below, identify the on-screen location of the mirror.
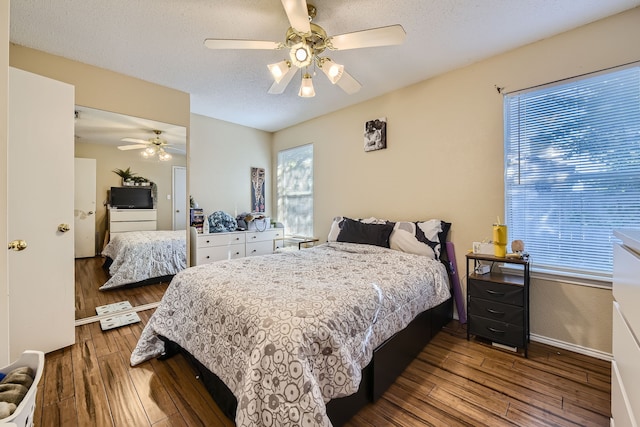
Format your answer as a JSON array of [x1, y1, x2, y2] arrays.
[[73, 106, 187, 321]]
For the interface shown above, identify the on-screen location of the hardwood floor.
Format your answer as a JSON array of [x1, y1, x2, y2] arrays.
[[75, 257, 169, 320], [35, 316, 611, 426]]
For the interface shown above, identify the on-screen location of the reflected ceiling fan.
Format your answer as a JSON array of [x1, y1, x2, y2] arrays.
[[118, 130, 173, 161], [204, 0, 406, 97]]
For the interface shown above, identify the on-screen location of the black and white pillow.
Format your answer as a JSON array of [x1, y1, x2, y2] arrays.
[[327, 216, 388, 242], [389, 220, 451, 260], [336, 217, 395, 248]]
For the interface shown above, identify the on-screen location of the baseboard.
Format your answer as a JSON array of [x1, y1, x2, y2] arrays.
[[530, 333, 612, 361]]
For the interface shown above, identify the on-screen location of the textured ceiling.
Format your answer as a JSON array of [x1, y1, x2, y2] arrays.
[[10, 0, 640, 132]]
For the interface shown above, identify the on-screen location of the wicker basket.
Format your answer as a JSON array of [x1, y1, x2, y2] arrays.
[[0, 351, 45, 427]]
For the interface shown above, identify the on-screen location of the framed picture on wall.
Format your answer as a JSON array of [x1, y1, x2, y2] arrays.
[[251, 167, 265, 213], [364, 117, 387, 152]]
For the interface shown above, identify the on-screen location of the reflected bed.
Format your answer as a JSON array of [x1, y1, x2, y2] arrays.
[[100, 230, 186, 290]]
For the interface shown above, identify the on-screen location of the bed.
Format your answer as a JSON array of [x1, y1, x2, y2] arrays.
[[131, 217, 453, 426], [100, 230, 187, 290]]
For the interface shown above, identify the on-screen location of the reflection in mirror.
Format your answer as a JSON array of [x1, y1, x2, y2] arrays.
[[73, 106, 187, 321]]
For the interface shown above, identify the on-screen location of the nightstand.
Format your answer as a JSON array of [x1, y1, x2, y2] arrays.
[[466, 253, 530, 357]]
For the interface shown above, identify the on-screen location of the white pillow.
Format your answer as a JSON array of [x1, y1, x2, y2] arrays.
[[389, 219, 443, 259]]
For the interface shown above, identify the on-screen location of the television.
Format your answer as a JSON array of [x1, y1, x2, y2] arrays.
[[109, 187, 153, 209]]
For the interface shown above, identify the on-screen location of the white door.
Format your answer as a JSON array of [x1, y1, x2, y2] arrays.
[[7, 67, 75, 360], [74, 158, 96, 258], [172, 166, 187, 230]]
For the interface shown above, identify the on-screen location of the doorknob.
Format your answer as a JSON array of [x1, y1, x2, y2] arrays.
[[8, 240, 27, 251], [58, 223, 71, 232]]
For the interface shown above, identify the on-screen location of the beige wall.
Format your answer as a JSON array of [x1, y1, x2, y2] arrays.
[[9, 43, 191, 254], [9, 44, 189, 128], [189, 113, 272, 219], [75, 142, 186, 247], [1, 1, 10, 366], [272, 7, 640, 354]]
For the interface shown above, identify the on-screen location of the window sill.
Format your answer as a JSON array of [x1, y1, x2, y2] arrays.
[[500, 265, 612, 290]]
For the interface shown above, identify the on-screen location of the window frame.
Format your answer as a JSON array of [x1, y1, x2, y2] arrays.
[[503, 63, 640, 286], [276, 143, 314, 238]]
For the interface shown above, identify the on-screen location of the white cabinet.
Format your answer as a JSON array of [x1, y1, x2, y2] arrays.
[[190, 228, 284, 266], [109, 208, 157, 235], [612, 229, 640, 427]]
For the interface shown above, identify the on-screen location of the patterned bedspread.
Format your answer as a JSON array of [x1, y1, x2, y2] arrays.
[[100, 230, 186, 290], [130, 242, 450, 426]]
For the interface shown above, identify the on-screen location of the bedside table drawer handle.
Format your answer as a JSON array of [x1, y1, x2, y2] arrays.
[[485, 289, 505, 297], [487, 327, 506, 335], [486, 308, 505, 316]]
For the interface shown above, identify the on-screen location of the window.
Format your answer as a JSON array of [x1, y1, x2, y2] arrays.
[[504, 65, 640, 277], [277, 144, 313, 237]]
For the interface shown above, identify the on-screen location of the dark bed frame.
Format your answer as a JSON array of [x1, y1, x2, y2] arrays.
[[102, 256, 174, 289], [159, 295, 453, 426]]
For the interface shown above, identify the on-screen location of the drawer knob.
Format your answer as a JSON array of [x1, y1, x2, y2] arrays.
[[235, 252, 240, 255], [206, 256, 210, 259], [206, 240, 210, 243]]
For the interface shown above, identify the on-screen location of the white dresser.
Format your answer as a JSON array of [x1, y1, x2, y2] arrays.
[[109, 208, 157, 235], [612, 229, 640, 427], [190, 227, 284, 266]]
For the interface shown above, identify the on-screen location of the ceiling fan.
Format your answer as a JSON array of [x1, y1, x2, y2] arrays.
[[203, 0, 406, 97], [118, 130, 173, 161]]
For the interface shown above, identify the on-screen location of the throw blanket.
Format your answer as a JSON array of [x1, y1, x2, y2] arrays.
[[131, 242, 450, 427], [100, 230, 186, 290]]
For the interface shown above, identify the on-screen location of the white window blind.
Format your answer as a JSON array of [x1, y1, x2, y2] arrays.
[[504, 65, 640, 276], [277, 144, 314, 237]]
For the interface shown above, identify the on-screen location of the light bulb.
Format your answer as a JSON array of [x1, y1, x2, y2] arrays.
[[298, 73, 315, 98]]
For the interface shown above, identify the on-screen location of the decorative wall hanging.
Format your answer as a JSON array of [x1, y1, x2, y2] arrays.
[[364, 117, 387, 152], [251, 167, 266, 213]]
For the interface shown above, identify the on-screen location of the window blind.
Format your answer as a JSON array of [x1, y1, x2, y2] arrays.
[[504, 65, 640, 276], [277, 144, 314, 237]]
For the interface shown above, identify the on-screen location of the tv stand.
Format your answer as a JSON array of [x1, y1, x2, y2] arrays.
[[108, 207, 157, 237]]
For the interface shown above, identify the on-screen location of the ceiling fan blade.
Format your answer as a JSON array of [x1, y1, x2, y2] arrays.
[[120, 137, 148, 144], [117, 144, 149, 151], [281, 0, 311, 34], [204, 39, 280, 50], [336, 70, 362, 95], [268, 66, 297, 94], [329, 25, 406, 50]]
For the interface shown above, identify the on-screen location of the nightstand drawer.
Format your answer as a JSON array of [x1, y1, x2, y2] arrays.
[[468, 315, 525, 347], [469, 279, 524, 306], [469, 298, 524, 324]]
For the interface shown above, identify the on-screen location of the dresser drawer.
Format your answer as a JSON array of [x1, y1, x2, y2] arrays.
[[246, 240, 275, 257], [613, 301, 640, 422], [613, 243, 640, 335], [469, 298, 524, 324], [469, 279, 524, 306], [468, 315, 525, 347], [198, 232, 245, 247], [110, 209, 157, 221], [246, 229, 283, 243], [110, 221, 156, 233], [196, 244, 245, 264]]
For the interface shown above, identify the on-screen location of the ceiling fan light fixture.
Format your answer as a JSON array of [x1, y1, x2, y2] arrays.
[[290, 42, 312, 68], [267, 60, 292, 83], [158, 149, 172, 161], [319, 58, 344, 84], [298, 73, 315, 98]]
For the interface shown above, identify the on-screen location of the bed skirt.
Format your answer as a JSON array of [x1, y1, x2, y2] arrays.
[[160, 296, 453, 426]]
